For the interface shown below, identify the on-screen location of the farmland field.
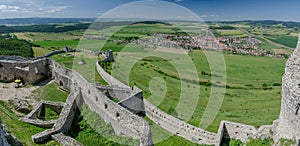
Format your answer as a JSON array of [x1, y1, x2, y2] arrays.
[[215, 29, 247, 37], [33, 39, 80, 49], [19, 32, 81, 41], [32, 47, 53, 57], [266, 35, 298, 48]]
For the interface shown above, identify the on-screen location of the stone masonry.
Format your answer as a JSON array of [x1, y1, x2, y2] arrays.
[[277, 34, 300, 143]]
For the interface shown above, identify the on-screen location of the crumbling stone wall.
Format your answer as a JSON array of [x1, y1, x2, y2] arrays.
[[96, 84, 132, 101], [144, 100, 217, 145], [215, 121, 274, 145], [0, 57, 51, 84], [50, 59, 153, 146], [31, 92, 80, 143], [19, 101, 64, 128], [51, 61, 73, 90], [278, 34, 300, 141]]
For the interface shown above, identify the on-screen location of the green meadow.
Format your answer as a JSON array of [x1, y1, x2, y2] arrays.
[[266, 35, 298, 48], [106, 49, 285, 132]]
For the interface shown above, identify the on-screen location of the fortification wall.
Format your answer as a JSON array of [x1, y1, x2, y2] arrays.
[[51, 61, 73, 90], [50, 59, 153, 146], [52, 92, 80, 134], [278, 34, 300, 141], [96, 62, 130, 89], [96, 60, 218, 145], [0, 58, 51, 84], [96, 84, 132, 101], [144, 100, 217, 145], [215, 121, 274, 145]]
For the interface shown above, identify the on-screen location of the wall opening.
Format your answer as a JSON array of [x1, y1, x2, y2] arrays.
[[116, 112, 120, 118], [59, 81, 64, 87], [104, 103, 108, 109]]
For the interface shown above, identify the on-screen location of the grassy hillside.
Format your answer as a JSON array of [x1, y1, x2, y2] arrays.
[[108, 50, 285, 132]]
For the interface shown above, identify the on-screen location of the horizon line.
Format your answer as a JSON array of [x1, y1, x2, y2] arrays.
[[0, 17, 299, 23]]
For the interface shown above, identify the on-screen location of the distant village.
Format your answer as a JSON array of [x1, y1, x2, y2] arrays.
[[130, 33, 288, 58], [83, 32, 289, 58]]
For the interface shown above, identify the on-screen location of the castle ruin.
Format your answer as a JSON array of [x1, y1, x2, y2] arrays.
[[0, 35, 300, 145]]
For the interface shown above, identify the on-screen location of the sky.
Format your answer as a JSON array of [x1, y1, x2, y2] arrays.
[[0, 0, 299, 22]]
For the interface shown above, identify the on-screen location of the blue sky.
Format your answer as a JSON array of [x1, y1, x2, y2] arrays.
[[0, 0, 299, 22]]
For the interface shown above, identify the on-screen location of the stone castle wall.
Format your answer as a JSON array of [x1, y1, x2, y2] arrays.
[[215, 121, 274, 145], [144, 100, 217, 145], [96, 62, 217, 145], [278, 34, 300, 141], [96, 84, 133, 101], [0, 58, 51, 84], [96, 62, 130, 89], [50, 60, 153, 146]]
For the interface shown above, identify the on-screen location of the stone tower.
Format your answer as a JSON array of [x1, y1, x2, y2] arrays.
[[278, 34, 300, 141]]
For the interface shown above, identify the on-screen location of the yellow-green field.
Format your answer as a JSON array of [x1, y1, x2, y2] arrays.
[[215, 29, 248, 37]]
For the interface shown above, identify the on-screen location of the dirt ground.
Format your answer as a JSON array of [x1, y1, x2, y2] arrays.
[[0, 82, 38, 101], [0, 79, 53, 102]]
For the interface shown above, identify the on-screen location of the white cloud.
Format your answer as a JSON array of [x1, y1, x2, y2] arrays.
[[0, 4, 20, 12], [174, 0, 183, 2], [200, 15, 219, 18], [0, 0, 72, 17], [46, 6, 72, 13]]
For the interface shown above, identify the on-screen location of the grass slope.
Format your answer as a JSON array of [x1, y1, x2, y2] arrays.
[[31, 82, 69, 102], [109, 50, 285, 132]]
